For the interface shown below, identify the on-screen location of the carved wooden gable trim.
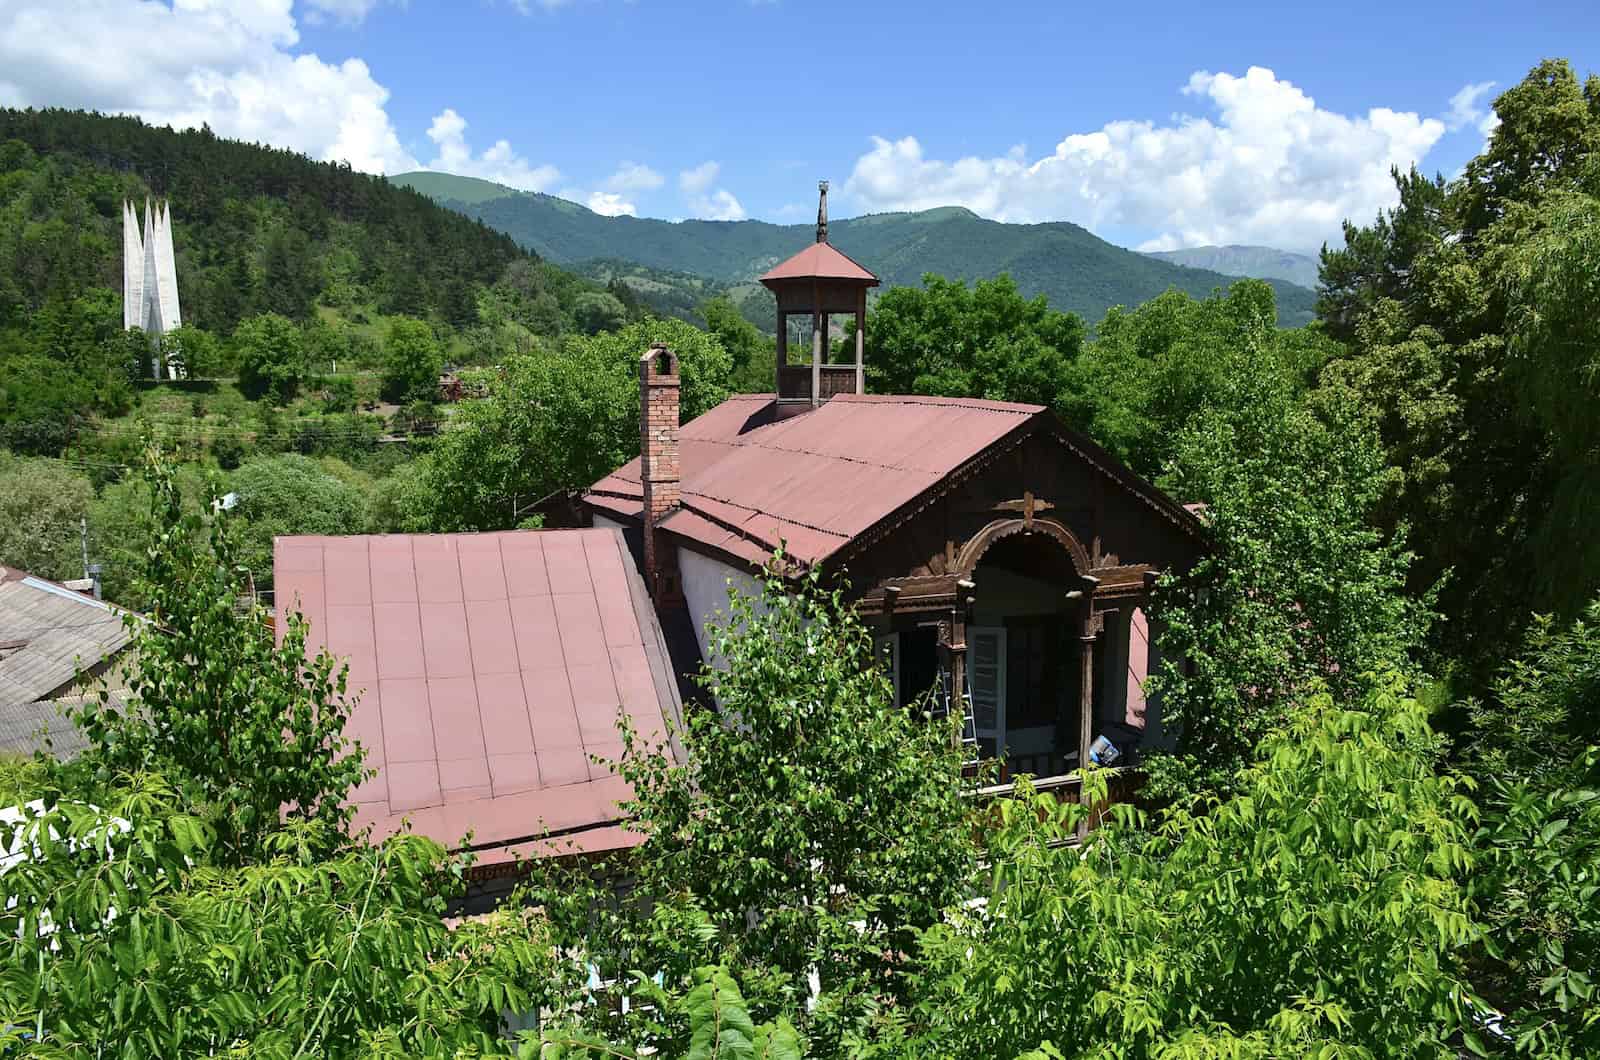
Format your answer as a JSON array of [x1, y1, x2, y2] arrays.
[[835, 419, 1203, 599]]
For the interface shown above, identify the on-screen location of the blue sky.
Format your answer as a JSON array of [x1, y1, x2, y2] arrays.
[[3, 0, 1597, 251]]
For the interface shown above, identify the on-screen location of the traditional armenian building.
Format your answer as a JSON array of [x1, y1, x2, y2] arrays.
[[278, 184, 1203, 870]]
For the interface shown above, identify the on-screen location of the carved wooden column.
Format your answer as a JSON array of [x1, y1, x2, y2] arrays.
[[775, 310, 786, 397], [811, 281, 822, 408], [854, 286, 866, 395], [1077, 575, 1100, 835]]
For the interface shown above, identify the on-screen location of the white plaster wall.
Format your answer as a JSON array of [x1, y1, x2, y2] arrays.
[[678, 547, 764, 669], [591, 514, 626, 535]]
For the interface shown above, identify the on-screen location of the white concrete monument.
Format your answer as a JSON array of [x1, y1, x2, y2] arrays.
[[122, 198, 182, 378]]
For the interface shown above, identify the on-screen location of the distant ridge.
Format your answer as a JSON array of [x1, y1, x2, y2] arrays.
[[388, 170, 521, 206], [1144, 244, 1321, 291], [390, 172, 1317, 327]]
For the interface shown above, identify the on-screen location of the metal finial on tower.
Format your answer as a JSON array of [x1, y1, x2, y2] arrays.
[[816, 180, 829, 243]]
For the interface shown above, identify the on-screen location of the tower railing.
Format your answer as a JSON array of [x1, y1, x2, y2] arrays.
[[777, 363, 858, 403]]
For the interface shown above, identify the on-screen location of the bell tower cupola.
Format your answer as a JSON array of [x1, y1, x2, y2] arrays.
[[758, 181, 879, 413]]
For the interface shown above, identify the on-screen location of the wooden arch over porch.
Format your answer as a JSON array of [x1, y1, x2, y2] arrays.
[[857, 512, 1127, 791], [954, 515, 1093, 578]]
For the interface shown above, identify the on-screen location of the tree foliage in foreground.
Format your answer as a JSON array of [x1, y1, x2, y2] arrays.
[[907, 678, 1479, 1059], [1461, 604, 1600, 1057], [69, 449, 366, 866], [0, 776, 555, 1058], [531, 563, 976, 1055]]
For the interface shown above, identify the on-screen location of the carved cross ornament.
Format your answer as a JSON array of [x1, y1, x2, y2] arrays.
[[991, 490, 1055, 529]]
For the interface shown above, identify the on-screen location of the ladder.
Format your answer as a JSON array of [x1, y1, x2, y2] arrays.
[[938, 665, 981, 764]]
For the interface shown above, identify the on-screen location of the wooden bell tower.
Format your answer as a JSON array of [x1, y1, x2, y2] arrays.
[[758, 181, 880, 412]]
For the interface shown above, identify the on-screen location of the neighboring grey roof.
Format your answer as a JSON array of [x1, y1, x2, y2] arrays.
[[0, 697, 89, 759], [0, 567, 134, 756]]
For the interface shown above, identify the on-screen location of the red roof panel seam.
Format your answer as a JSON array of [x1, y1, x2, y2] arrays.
[[408, 544, 444, 811], [359, 541, 385, 795], [542, 542, 591, 780], [493, 534, 542, 792]]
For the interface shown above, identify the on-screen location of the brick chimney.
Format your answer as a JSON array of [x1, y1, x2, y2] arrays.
[[640, 342, 683, 606]]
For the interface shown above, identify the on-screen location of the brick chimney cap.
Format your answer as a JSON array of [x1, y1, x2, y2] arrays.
[[640, 343, 680, 383]]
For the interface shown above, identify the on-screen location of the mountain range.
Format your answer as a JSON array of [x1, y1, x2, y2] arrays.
[[1144, 244, 1322, 291], [390, 172, 1318, 329]]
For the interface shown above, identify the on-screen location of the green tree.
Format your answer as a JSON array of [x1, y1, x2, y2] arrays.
[[0, 453, 92, 579], [228, 453, 369, 591], [1492, 157, 1600, 615], [71, 449, 367, 865], [865, 273, 1083, 408], [1067, 281, 1335, 476], [573, 290, 628, 335], [1461, 604, 1600, 1057], [1313, 59, 1600, 679], [233, 312, 307, 402], [158, 324, 224, 379], [379, 316, 444, 404], [1146, 336, 1428, 797], [85, 462, 211, 610], [532, 562, 975, 1054], [402, 316, 731, 532], [0, 351, 94, 454], [701, 294, 772, 391], [0, 775, 555, 1057]]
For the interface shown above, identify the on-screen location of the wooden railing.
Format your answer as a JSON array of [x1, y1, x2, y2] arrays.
[[777, 363, 859, 402]]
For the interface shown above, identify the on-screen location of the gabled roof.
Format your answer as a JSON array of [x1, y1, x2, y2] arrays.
[[0, 567, 135, 758], [273, 529, 683, 863], [588, 393, 1206, 571], [758, 241, 879, 286]]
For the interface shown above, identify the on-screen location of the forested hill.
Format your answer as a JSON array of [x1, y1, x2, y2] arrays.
[[1144, 244, 1322, 290], [391, 172, 1318, 327], [0, 108, 557, 333]]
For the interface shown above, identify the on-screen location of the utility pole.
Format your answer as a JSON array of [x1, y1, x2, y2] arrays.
[[80, 517, 103, 599]]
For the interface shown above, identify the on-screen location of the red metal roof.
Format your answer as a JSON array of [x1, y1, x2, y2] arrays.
[[273, 528, 682, 859], [587, 393, 1044, 567], [758, 241, 879, 286]]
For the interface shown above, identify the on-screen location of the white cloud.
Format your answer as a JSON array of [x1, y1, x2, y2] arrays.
[[679, 160, 720, 194], [1447, 80, 1500, 142], [0, 0, 416, 173], [678, 161, 746, 220], [586, 191, 637, 217], [421, 108, 560, 191], [689, 189, 746, 221], [1446, 81, 1495, 131], [300, 0, 388, 26], [603, 161, 665, 193], [844, 66, 1450, 252]]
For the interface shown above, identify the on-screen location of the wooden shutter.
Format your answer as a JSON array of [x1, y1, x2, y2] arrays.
[[968, 626, 1006, 758]]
